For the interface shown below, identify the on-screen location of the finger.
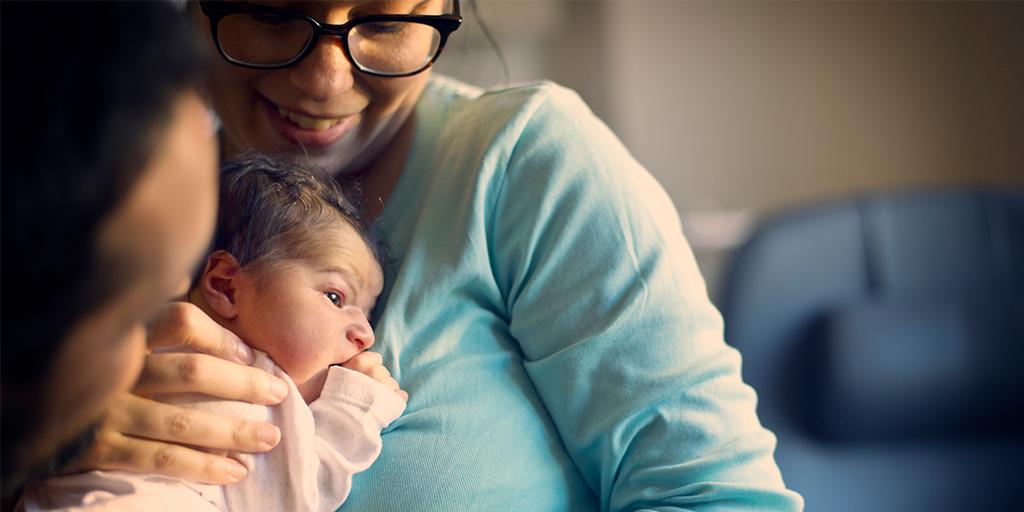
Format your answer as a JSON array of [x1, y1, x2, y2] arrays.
[[357, 366, 400, 394], [148, 302, 254, 365], [395, 389, 409, 403], [366, 366, 399, 390], [76, 430, 250, 485], [136, 352, 289, 405], [341, 351, 384, 373], [107, 394, 281, 454]]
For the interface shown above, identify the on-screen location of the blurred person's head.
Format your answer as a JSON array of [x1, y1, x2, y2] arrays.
[[189, 155, 384, 403], [1, 1, 217, 499], [192, 0, 460, 176]]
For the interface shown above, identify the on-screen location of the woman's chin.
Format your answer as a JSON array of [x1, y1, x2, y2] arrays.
[[296, 150, 359, 177], [226, 134, 355, 176]]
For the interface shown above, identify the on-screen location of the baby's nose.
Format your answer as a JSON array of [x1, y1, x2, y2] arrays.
[[345, 315, 375, 351]]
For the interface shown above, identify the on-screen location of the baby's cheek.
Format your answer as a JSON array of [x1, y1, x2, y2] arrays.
[[269, 333, 326, 382], [241, 304, 332, 382], [237, 317, 303, 370]]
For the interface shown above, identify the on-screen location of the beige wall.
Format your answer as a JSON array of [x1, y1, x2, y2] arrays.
[[435, 1, 1024, 297], [604, 1, 1023, 212]]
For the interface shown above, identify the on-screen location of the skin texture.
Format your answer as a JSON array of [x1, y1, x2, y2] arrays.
[[29, 91, 219, 475], [194, 223, 393, 403]]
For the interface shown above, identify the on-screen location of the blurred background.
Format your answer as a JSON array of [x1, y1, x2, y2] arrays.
[[435, 0, 1023, 300], [436, 2, 1024, 510]]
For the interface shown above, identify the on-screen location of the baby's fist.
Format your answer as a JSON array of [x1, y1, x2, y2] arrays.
[[341, 351, 408, 402]]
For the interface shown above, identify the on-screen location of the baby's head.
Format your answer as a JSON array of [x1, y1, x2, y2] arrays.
[[190, 154, 384, 402]]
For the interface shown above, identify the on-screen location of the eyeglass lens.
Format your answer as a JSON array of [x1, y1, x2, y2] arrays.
[[217, 13, 443, 75]]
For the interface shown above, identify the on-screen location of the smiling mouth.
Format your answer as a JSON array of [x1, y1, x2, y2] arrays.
[[275, 105, 347, 132]]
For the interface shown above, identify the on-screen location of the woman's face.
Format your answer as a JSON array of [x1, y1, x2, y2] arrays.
[[196, 0, 448, 176], [34, 91, 218, 471]]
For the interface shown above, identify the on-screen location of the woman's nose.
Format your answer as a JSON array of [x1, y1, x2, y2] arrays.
[[289, 36, 356, 103], [345, 314, 375, 351]]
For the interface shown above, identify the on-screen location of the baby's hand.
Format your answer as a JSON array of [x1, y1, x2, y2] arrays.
[[341, 351, 409, 402]]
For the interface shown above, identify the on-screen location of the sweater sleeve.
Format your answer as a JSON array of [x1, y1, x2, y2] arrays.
[[221, 366, 405, 512], [489, 84, 803, 511]]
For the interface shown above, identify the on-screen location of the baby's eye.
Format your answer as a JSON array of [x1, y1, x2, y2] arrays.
[[325, 291, 344, 307]]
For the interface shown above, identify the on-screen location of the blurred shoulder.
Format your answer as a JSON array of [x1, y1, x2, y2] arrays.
[[425, 75, 595, 135]]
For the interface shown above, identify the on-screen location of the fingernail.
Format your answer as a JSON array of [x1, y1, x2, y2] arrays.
[[258, 424, 281, 449], [269, 378, 289, 402], [235, 340, 254, 364], [221, 460, 248, 483]]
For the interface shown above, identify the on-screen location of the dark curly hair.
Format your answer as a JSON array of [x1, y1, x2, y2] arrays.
[[209, 154, 384, 279]]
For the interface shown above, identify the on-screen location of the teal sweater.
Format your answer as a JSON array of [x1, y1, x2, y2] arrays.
[[345, 76, 803, 511]]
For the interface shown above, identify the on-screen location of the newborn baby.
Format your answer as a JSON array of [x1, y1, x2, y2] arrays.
[[22, 155, 406, 511]]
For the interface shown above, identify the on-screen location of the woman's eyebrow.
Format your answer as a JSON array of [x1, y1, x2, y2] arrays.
[[360, 0, 432, 14]]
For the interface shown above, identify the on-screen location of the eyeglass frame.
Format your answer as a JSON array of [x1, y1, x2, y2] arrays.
[[198, 0, 462, 78]]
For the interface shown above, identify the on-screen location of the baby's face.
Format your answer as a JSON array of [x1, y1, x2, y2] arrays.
[[233, 222, 384, 401]]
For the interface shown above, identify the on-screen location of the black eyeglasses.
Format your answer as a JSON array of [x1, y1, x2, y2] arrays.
[[199, 1, 462, 78]]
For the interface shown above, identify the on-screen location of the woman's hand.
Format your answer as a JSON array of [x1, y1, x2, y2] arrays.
[[69, 303, 289, 484], [342, 351, 409, 403]]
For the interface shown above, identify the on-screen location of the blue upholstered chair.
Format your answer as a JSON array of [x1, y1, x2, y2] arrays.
[[720, 188, 1024, 511]]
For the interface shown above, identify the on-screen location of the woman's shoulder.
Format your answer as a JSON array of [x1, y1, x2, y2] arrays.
[[425, 75, 594, 134], [423, 76, 667, 227], [427, 74, 577, 104], [418, 75, 641, 193]]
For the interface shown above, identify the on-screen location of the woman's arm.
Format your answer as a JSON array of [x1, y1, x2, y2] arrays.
[[69, 302, 288, 484], [491, 84, 803, 511]]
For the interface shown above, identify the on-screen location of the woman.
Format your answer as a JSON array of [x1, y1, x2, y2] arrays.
[[83, 1, 803, 509]]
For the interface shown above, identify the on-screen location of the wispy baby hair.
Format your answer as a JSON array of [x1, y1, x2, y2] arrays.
[[212, 153, 381, 274]]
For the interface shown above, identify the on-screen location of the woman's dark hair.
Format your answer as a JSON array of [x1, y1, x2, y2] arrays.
[[1, 0, 207, 498], [464, 0, 509, 83], [210, 154, 383, 279]]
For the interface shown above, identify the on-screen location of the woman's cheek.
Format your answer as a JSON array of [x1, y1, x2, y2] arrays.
[[205, 66, 263, 150], [114, 325, 148, 393]]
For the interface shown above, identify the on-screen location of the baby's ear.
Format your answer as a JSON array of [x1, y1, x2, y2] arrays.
[[200, 250, 242, 320]]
